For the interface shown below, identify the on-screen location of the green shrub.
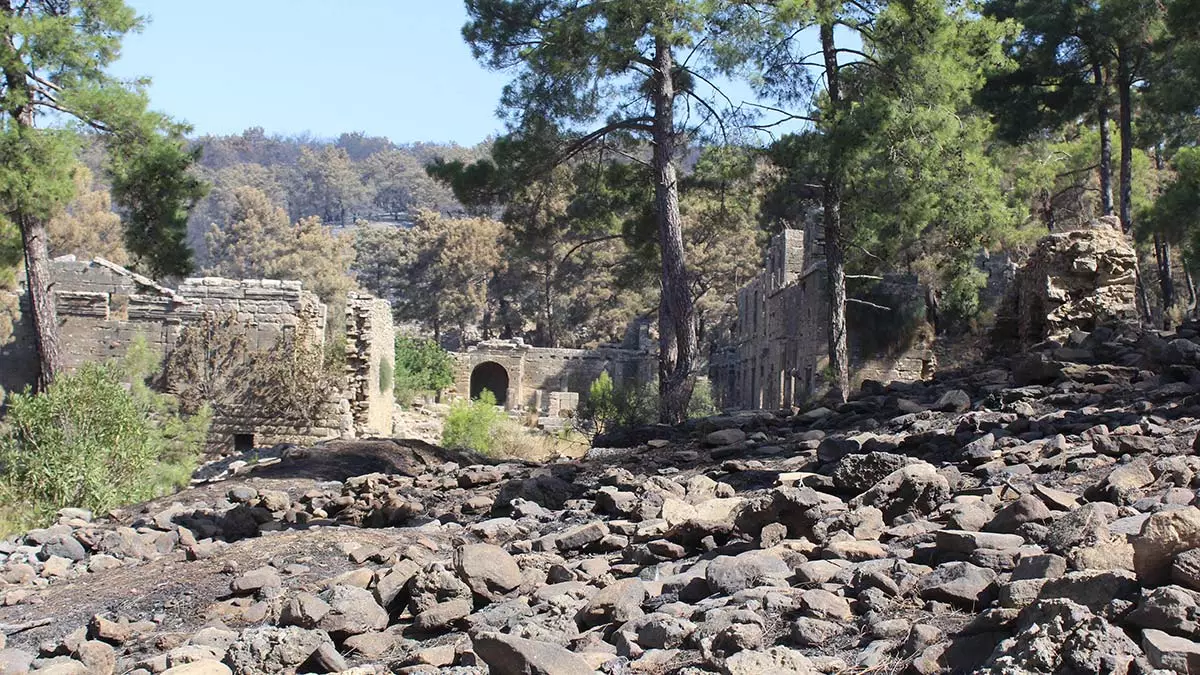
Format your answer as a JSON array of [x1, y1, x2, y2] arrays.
[[687, 378, 719, 419], [0, 338, 211, 535], [577, 372, 658, 437], [395, 336, 455, 406], [441, 389, 505, 454]]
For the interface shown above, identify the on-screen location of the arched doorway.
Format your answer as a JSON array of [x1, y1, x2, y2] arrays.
[[470, 362, 509, 406]]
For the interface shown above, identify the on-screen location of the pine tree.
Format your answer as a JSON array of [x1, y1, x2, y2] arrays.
[[1, 0, 204, 388]]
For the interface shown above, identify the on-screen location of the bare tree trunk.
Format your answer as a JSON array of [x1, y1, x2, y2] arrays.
[[1153, 148, 1175, 328], [1117, 53, 1134, 233], [651, 33, 697, 424], [1186, 266, 1197, 320], [820, 16, 850, 404], [1094, 61, 1114, 217], [2, 30, 63, 390]]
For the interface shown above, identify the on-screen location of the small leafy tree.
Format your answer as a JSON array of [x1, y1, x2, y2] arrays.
[[577, 372, 658, 438], [442, 389, 505, 455], [394, 336, 455, 405]]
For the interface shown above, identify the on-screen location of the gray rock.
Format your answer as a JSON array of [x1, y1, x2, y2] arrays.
[[850, 462, 950, 523], [318, 585, 388, 636], [554, 522, 608, 551], [934, 389, 971, 413], [1133, 507, 1200, 585], [724, 646, 818, 675], [706, 550, 791, 595], [40, 534, 85, 562], [831, 452, 909, 495], [579, 578, 645, 627], [279, 592, 330, 629], [791, 617, 845, 647], [705, 429, 747, 447], [633, 613, 696, 649], [1173, 548, 1200, 592], [917, 562, 997, 609], [1037, 570, 1140, 613], [936, 530, 1025, 554], [412, 599, 471, 632], [223, 626, 331, 675], [984, 599, 1142, 674], [472, 631, 593, 675], [455, 543, 521, 600], [1143, 628, 1200, 673], [1044, 503, 1110, 556], [985, 495, 1053, 533], [230, 567, 281, 595], [1127, 585, 1200, 638]]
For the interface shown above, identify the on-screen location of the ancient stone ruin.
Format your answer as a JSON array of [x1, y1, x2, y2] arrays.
[[711, 226, 935, 409], [0, 258, 394, 451], [993, 216, 1139, 347], [451, 325, 656, 426]]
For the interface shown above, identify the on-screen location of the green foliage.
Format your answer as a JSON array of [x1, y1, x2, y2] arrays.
[[0, 339, 210, 535], [441, 389, 505, 455], [1146, 148, 1200, 261], [205, 186, 356, 306], [687, 378, 719, 419], [394, 336, 454, 405], [109, 126, 209, 278], [577, 372, 658, 437]]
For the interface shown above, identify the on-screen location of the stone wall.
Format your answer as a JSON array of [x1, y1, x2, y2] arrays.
[[346, 293, 396, 437], [993, 218, 1139, 347], [711, 228, 934, 410], [451, 336, 656, 418], [0, 258, 394, 451]]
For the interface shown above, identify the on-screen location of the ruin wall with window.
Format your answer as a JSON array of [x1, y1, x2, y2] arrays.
[[710, 227, 935, 410]]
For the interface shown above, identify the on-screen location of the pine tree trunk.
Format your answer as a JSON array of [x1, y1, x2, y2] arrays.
[[2, 36, 64, 390], [1094, 62, 1114, 217], [651, 33, 697, 424], [820, 17, 850, 404], [1117, 53, 1134, 233], [1153, 148, 1175, 327]]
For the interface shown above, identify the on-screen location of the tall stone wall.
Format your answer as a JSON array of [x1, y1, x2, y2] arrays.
[[346, 293, 396, 437], [0, 258, 394, 451], [711, 228, 934, 410]]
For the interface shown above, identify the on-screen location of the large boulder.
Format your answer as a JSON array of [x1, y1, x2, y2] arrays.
[[223, 626, 332, 675], [850, 463, 950, 522], [1132, 507, 1200, 586]]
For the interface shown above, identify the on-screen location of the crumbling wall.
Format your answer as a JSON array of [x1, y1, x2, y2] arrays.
[[993, 218, 1138, 347], [0, 258, 392, 451], [346, 293, 395, 437], [711, 228, 935, 410]]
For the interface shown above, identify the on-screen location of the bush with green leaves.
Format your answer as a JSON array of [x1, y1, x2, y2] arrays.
[[0, 338, 210, 534], [395, 336, 455, 406], [687, 378, 719, 419], [577, 372, 658, 437], [441, 389, 505, 454]]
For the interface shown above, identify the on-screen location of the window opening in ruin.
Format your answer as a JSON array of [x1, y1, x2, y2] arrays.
[[470, 361, 510, 406], [234, 433, 255, 454]]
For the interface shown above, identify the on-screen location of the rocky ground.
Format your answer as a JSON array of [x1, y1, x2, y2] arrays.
[[7, 323, 1200, 674]]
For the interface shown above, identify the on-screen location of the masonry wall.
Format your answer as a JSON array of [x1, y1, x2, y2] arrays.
[[346, 294, 396, 436], [711, 228, 934, 410], [0, 259, 394, 452], [452, 338, 656, 414]]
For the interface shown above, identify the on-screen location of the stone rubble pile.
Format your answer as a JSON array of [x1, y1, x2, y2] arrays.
[[8, 320, 1200, 673]]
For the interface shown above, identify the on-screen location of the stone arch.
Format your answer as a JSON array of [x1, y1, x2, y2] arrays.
[[470, 361, 510, 406]]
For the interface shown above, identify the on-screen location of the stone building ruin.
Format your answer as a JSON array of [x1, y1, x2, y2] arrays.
[[450, 325, 656, 426], [711, 227, 935, 410], [992, 217, 1139, 348], [0, 258, 394, 452]]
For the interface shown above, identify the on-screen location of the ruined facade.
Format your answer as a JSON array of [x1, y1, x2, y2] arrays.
[[993, 217, 1139, 347], [711, 227, 935, 410], [451, 324, 656, 422], [0, 258, 394, 451]]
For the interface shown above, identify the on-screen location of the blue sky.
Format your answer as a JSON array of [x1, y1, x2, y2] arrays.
[[111, 2, 830, 146], [111, 1, 511, 145]]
